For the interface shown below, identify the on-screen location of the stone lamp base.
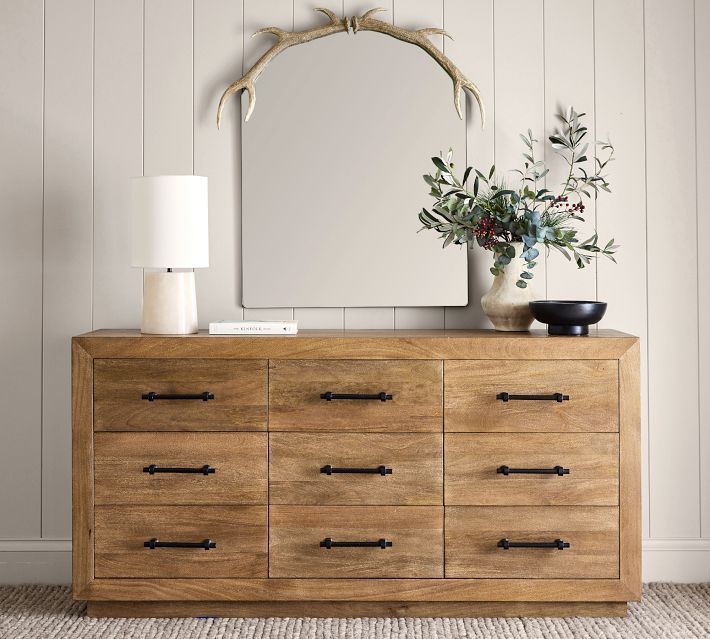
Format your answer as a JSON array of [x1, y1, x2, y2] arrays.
[[142, 271, 198, 335]]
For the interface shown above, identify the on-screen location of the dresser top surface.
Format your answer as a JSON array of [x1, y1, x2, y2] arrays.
[[73, 329, 638, 360]]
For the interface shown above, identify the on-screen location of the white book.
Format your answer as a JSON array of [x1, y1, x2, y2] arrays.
[[209, 320, 298, 335]]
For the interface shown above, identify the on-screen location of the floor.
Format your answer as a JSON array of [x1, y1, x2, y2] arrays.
[[0, 584, 708, 639]]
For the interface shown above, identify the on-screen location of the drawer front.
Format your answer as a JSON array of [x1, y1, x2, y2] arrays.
[[95, 432, 267, 505], [445, 506, 619, 579], [269, 506, 443, 577], [94, 359, 267, 431], [445, 360, 618, 432], [445, 433, 618, 506], [94, 505, 267, 578], [269, 360, 442, 432], [269, 433, 442, 505]]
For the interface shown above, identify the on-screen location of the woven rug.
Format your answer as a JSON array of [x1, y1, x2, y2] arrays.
[[1, 584, 708, 639]]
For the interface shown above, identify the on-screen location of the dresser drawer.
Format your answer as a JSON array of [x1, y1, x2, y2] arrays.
[[94, 432, 267, 505], [94, 505, 267, 578], [445, 360, 618, 432], [445, 506, 619, 579], [445, 433, 618, 506], [94, 359, 267, 431], [269, 360, 442, 432], [269, 433, 442, 505], [269, 506, 443, 577]]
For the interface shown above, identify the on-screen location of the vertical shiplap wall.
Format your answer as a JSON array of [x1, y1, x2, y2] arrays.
[[0, 0, 708, 582]]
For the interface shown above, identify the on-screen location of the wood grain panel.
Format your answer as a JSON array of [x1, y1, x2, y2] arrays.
[[95, 432, 267, 504], [543, 0, 596, 302], [87, 600, 627, 618], [269, 359, 442, 432], [93, 0, 143, 329], [0, 0, 43, 538], [444, 0, 494, 330], [593, 0, 648, 538], [71, 341, 94, 596], [94, 359, 267, 431], [269, 505, 443, 578], [77, 329, 637, 360], [194, 0, 245, 326], [269, 433, 442, 504], [95, 505, 267, 578], [81, 576, 637, 603], [445, 360, 618, 432], [445, 433, 618, 505], [645, 0, 700, 537], [445, 506, 619, 578], [42, 0, 94, 539]]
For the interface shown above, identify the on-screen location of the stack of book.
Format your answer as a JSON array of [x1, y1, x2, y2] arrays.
[[208, 320, 298, 335]]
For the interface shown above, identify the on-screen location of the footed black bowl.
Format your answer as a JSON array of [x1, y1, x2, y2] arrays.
[[529, 300, 607, 336]]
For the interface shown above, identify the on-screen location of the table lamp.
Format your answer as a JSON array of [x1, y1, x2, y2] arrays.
[[131, 175, 209, 334]]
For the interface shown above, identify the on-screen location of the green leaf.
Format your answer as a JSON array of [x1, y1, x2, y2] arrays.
[[432, 156, 449, 172], [462, 166, 472, 185], [516, 280, 528, 288], [489, 165, 496, 179]]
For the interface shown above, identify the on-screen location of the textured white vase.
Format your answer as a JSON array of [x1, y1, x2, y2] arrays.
[[480, 243, 535, 331], [142, 271, 198, 335]]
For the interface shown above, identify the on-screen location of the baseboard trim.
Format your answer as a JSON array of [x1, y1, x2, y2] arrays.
[[0, 539, 71, 552], [642, 538, 710, 582]]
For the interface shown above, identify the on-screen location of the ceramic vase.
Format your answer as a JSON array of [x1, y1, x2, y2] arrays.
[[480, 243, 535, 331]]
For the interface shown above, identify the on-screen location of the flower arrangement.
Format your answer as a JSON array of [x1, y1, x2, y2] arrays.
[[419, 107, 618, 288]]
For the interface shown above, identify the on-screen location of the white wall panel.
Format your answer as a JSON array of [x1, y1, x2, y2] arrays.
[[443, 0, 494, 329], [93, 0, 143, 329], [645, 0, 699, 538], [594, 0, 648, 537], [0, 0, 43, 538], [42, 0, 94, 538], [194, 0, 245, 326], [695, 0, 709, 538], [144, 0, 193, 175], [544, 0, 596, 302]]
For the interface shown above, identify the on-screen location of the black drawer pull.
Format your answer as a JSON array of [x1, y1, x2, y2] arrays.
[[497, 465, 569, 476], [143, 464, 215, 475], [142, 392, 214, 402], [496, 392, 569, 402], [320, 392, 392, 402], [320, 538, 392, 549], [498, 538, 570, 550], [144, 538, 216, 550], [321, 465, 392, 476]]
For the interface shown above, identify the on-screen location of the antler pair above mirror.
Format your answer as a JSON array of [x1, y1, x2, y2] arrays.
[[216, 7, 485, 128]]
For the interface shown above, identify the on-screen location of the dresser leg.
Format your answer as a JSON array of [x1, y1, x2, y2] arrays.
[[86, 601, 628, 619]]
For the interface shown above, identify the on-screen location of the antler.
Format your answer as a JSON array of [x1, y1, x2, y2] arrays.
[[217, 7, 485, 127], [217, 8, 348, 127], [351, 8, 485, 125]]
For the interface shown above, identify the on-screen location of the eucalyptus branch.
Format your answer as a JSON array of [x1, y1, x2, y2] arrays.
[[419, 107, 618, 288]]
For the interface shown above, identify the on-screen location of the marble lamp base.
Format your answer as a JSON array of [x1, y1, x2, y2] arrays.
[[142, 271, 198, 335]]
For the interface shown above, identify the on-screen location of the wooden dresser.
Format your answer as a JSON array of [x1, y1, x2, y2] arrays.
[[72, 329, 640, 618]]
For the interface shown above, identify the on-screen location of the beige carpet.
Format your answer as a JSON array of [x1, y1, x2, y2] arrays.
[[1, 584, 708, 639]]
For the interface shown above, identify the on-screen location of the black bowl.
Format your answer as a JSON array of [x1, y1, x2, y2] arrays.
[[529, 300, 607, 336]]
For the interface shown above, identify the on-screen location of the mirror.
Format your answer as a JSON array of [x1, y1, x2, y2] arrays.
[[241, 30, 468, 308]]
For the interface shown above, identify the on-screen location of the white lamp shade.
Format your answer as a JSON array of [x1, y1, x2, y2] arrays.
[[131, 175, 209, 268]]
